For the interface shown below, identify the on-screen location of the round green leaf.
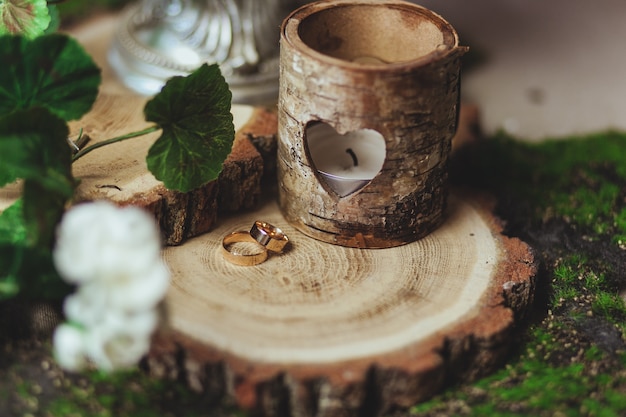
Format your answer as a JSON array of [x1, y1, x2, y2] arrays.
[[0, 243, 70, 301], [0, 107, 73, 193], [0, 199, 27, 245], [0, 33, 101, 121], [144, 63, 234, 192], [0, 0, 51, 39], [0, 107, 75, 246]]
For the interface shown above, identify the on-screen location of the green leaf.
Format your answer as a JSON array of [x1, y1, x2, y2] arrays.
[[0, 0, 51, 39], [22, 177, 69, 246], [44, 4, 59, 34], [0, 108, 74, 245], [0, 108, 73, 190], [144, 63, 234, 192], [0, 33, 101, 120], [0, 198, 27, 245], [0, 243, 70, 301]]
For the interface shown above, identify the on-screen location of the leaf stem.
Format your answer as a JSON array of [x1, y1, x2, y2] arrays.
[[72, 125, 160, 162]]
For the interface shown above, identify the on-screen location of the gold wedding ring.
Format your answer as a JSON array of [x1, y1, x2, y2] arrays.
[[250, 221, 289, 252], [222, 231, 268, 266]]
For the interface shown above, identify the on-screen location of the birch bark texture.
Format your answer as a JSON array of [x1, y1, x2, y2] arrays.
[[277, 0, 468, 248]]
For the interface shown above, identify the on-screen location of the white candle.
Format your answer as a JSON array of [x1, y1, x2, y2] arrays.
[[306, 123, 386, 197]]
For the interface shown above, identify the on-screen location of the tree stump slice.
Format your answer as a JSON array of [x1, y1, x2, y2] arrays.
[[0, 101, 267, 245], [151, 190, 536, 416], [67, 95, 268, 245]]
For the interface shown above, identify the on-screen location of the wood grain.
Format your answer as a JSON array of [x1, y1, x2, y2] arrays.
[[67, 93, 266, 245], [149, 191, 536, 416]]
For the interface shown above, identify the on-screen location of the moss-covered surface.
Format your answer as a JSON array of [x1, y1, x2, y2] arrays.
[[402, 132, 626, 416]]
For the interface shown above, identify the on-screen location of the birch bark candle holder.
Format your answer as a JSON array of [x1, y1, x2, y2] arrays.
[[277, 0, 467, 248]]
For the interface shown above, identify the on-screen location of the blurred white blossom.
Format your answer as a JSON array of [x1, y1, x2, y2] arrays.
[[53, 201, 162, 284], [52, 201, 169, 372], [53, 324, 86, 372]]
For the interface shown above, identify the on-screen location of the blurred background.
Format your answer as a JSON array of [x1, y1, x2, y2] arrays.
[[60, 0, 626, 141], [419, 0, 626, 141]]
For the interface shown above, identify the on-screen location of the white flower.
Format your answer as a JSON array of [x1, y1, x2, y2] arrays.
[[63, 287, 108, 327], [103, 262, 170, 312], [53, 324, 87, 372], [53, 201, 162, 284], [52, 201, 170, 372], [53, 310, 160, 372], [82, 310, 159, 371]]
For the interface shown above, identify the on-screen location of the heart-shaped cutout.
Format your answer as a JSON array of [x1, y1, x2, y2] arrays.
[[305, 122, 386, 197]]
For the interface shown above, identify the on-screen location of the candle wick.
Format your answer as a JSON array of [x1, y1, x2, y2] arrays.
[[346, 148, 359, 167]]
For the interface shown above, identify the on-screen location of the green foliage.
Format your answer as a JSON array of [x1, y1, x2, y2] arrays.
[[0, 243, 71, 300], [0, 107, 75, 299], [0, 34, 101, 121], [0, 32, 233, 302], [0, 108, 74, 244], [0, 199, 27, 244], [476, 361, 588, 407], [145, 63, 234, 192], [0, 108, 73, 190], [44, 3, 59, 33], [0, 0, 51, 38]]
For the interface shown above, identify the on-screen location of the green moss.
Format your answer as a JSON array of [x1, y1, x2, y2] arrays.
[[552, 183, 620, 234], [553, 262, 579, 286], [593, 291, 626, 322], [417, 128, 626, 416], [453, 131, 626, 245], [611, 207, 626, 245], [411, 337, 626, 417], [547, 254, 626, 327]]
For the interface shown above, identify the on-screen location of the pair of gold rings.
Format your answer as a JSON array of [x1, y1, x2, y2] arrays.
[[221, 221, 289, 266]]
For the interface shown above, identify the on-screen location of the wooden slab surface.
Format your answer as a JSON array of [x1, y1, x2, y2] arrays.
[[149, 191, 536, 416]]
